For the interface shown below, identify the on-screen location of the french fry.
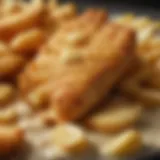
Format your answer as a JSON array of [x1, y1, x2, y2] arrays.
[[0, 125, 24, 154], [0, 1, 44, 40], [0, 84, 15, 104], [0, 108, 17, 124], [52, 124, 88, 152], [53, 3, 76, 21], [46, 0, 58, 12], [113, 13, 134, 24], [0, 0, 23, 16], [10, 28, 46, 55], [116, 15, 160, 106], [101, 130, 142, 156], [0, 55, 24, 78], [113, 14, 160, 44], [86, 103, 142, 133], [0, 42, 25, 78], [121, 68, 160, 106]]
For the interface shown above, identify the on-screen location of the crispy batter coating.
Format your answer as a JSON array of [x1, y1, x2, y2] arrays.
[[19, 9, 108, 96], [19, 9, 136, 121]]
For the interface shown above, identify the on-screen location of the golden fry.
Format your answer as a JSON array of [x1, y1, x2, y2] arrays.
[[0, 108, 17, 124], [0, 1, 43, 40], [10, 28, 46, 55], [121, 68, 160, 106], [0, 42, 25, 78], [0, 84, 15, 104], [86, 102, 142, 133], [0, 125, 24, 154], [101, 130, 142, 156], [52, 124, 88, 152]]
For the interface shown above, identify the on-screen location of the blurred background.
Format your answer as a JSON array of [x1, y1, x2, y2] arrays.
[[60, 0, 160, 19], [60, 0, 160, 8]]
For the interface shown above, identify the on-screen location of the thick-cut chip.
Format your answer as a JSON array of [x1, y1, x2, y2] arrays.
[[52, 3, 76, 25], [19, 9, 135, 121], [0, 83, 15, 104], [101, 130, 142, 156], [0, 1, 44, 41], [0, 126, 24, 154], [0, 0, 23, 16], [113, 14, 160, 60], [0, 108, 17, 124], [52, 124, 88, 152], [115, 15, 160, 106], [0, 42, 25, 78], [43, 1, 77, 34], [10, 28, 46, 55], [121, 68, 160, 106], [85, 102, 142, 133], [0, 1, 78, 79]]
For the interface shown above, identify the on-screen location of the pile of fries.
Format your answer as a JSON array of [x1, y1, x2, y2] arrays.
[[0, 0, 159, 158], [113, 15, 160, 105]]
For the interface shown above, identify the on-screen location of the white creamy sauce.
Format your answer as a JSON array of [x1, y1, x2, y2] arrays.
[[5, 99, 160, 160]]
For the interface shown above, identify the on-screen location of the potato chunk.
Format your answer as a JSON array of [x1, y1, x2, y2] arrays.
[[86, 103, 142, 133], [0, 108, 17, 124], [52, 124, 88, 152], [0, 84, 14, 104], [10, 28, 45, 55], [101, 130, 142, 156], [0, 126, 24, 154]]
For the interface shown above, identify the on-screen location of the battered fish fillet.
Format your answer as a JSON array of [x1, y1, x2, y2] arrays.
[[19, 9, 108, 95], [19, 9, 135, 122]]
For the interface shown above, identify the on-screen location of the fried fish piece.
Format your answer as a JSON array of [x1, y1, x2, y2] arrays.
[[19, 9, 108, 100], [19, 9, 135, 122]]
